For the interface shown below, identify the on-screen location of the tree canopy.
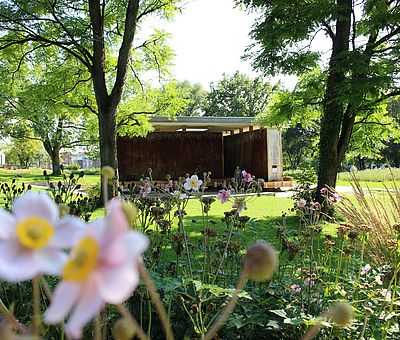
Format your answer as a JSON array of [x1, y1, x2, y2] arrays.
[[237, 0, 400, 190], [205, 71, 272, 117], [0, 0, 183, 196]]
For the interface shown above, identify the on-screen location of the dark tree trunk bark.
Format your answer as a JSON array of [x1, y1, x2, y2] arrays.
[[317, 0, 352, 193], [43, 139, 61, 176], [98, 102, 118, 199], [50, 147, 61, 176]]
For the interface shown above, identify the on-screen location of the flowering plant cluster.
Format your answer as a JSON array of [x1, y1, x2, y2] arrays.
[[0, 190, 148, 339]]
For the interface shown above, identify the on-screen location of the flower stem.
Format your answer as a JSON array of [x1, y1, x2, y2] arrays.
[[176, 201, 193, 277], [102, 177, 109, 211], [32, 276, 41, 336], [302, 310, 329, 340], [359, 314, 369, 340], [139, 261, 175, 340], [203, 269, 248, 340], [116, 304, 150, 340], [94, 314, 101, 340], [0, 298, 29, 333]]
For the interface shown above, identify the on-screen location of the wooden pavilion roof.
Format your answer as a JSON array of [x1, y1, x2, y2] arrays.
[[151, 116, 261, 134]]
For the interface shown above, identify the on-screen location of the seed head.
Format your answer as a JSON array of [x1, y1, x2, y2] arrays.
[[113, 318, 135, 340], [329, 301, 353, 326], [101, 166, 115, 180], [120, 201, 138, 226], [244, 241, 278, 281]]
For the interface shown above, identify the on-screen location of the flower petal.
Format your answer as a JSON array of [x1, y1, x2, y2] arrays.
[[44, 282, 80, 324], [0, 240, 39, 282], [105, 200, 129, 242], [35, 248, 67, 275], [0, 208, 16, 239], [13, 192, 58, 223], [102, 231, 149, 265], [65, 280, 103, 339], [50, 216, 86, 248], [95, 265, 139, 304]]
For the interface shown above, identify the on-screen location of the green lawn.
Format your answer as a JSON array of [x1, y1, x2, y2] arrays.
[[337, 179, 400, 188], [0, 168, 100, 188]]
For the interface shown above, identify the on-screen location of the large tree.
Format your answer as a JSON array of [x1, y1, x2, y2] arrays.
[[0, 0, 181, 197], [205, 71, 272, 117], [0, 50, 96, 175], [237, 0, 400, 190]]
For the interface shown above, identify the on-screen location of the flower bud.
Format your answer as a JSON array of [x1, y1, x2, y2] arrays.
[[244, 241, 278, 281], [113, 318, 135, 340], [330, 302, 353, 326], [59, 203, 70, 217], [121, 201, 138, 226], [102, 166, 115, 180], [364, 306, 373, 316]]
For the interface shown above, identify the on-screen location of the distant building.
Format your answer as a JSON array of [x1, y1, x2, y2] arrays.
[[0, 152, 5, 165], [62, 152, 100, 169]]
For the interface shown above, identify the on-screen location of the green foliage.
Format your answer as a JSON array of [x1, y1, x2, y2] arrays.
[[282, 124, 318, 170], [118, 81, 191, 137], [176, 81, 208, 116], [205, 71, 272, 117], [65, 163, 81, 171], [5, 138, 44, 169], [237, 0, 400, 188]]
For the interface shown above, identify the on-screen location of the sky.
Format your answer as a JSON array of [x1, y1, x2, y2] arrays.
[[142, 0, 333, 90], [143, 0, 272, 89]]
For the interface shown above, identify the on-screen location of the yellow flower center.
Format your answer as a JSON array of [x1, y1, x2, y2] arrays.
[[16, 216, 54, 250], [63, 236, 100, 282], [190, 179, 197, 187]]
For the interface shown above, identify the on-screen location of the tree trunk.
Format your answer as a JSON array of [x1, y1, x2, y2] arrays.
[[98, 103, 118, 200], [42, 139, 61, 176], [317, 0, 352, 193], [50, 147, 61, 176]]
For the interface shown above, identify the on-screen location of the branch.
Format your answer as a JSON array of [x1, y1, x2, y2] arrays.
[[322, 21, 335, 41], [110, 0, 140, 105], [48, 0, 93, 64], [360, 90, 400, 109], [371, 26, 400, 50], [65, 101, 98, 116], [60, 139, 97, 148], [117, 110, 161, 128]]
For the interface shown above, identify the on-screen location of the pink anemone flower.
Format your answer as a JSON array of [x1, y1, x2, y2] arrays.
[[296, 198, 307, 208], [217, 189, 231, 204], [241, 170, 253, 183], [44, 200, 149, 339], [0, 191, 84, 282], [140, 181, 151, 198], [232, 197, 247, 213]]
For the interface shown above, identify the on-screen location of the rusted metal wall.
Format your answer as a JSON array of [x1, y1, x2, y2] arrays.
[[223, 129, 268, 179], [117, 132, 224, 180]]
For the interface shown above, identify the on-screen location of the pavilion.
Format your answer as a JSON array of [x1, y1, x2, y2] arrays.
[[117, 116, 290, 189]]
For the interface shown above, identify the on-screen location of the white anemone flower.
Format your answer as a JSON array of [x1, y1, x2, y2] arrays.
[[184, 175, 203, 191], [0, 191, 84, 282]]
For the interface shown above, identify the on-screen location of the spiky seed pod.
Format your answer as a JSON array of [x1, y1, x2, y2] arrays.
[[113, 318, 135, 340], [330, 302, 353, 326], [244, 241, 278, 282], [101, 166, 115, 180]]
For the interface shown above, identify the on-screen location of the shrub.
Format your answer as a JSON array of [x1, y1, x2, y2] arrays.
[[65, 163, 80, 170]]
